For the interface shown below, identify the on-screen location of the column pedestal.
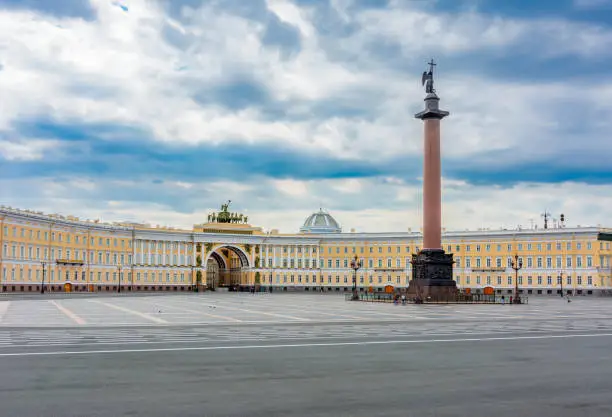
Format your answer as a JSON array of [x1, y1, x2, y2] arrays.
[[407, 249, 456, 301]]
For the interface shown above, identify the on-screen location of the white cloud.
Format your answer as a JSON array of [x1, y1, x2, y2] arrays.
[[0, 139, 62, 161], [4, 175, 612, 234], [2, 0, 612, 232]]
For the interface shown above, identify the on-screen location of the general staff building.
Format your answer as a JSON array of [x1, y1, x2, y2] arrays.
[[1, 206, 611, 296]]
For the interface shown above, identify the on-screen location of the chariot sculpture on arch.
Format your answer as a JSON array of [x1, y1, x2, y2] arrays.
[[207, 200, 249, 224]]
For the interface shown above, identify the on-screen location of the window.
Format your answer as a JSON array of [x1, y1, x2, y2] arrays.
[[496, 257, 502, 268], [577, 242, 582, 250], [537, 276, 542, 285], [486, 244, 491, 251], [556, 256, 562, 268], [527, 276, 532, 285], [507, 276, 512, 285], [587, 276, 592, 286], [546, 257, 552, 268], [547, 243, 552, 251], [537, 257, 542, 268], [368, 259, 373, 268], [587, 242, 592, 250], [455, 257, 461, 268], [486, 276, 491, 285], [466, 245, 471, 252], [476, 258, 481, 268], [476, 245, 481, 252], [507, 244, 512, 251], [528, 243, 533, 250], [587, 256, 592, 267], [556, 242, 562, 250], [577, 276, 582, 285], [577, 256, 582, 268], [387, 259, 392, 268], [566, 276, 572, 285], [466, 258, 471, 268], [527, 257, 533, 268], [486, 257, 491, 268], [518, 276, 523, 285], [497, 276, 502, 285], [476, 276, 481, 285], [518, 243, 523, 250], [547, 276, 552, 285], [567, 256, 572, 268]]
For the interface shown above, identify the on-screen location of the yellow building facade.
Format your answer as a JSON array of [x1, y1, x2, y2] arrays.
[[1, 206, 611, 296]]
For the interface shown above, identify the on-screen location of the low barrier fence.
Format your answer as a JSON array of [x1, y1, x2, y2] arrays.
[[346, 292, 528, 304]]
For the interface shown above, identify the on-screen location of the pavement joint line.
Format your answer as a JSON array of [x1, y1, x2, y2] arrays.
[[1, 332, 612, 357], [90, 300, 168, 324], [49, 301, 86, 325], [158, 306, 244, 323], [180, 299, 310, 322]]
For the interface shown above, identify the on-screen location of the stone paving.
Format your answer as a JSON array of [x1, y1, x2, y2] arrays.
[[1, 293, 612, 352], [1, 293, 611, 328]]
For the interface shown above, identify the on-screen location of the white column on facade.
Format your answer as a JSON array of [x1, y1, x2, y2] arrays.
[[263, 245, 268, 268], [192, 241, 196, 266]]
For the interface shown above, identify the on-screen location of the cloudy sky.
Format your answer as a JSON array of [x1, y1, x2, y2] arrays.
[[1, 0, 612, 233]]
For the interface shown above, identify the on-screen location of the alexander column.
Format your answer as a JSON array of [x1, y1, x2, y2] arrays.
[[408, 59, 457, 302]]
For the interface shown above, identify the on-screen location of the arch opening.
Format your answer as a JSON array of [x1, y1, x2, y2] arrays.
[[205, 245, 250, 290]]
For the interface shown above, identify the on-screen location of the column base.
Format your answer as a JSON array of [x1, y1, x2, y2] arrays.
[[408, 249, 457, 302]]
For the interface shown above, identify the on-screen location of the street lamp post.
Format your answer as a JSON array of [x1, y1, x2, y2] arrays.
[[510, 254, 523, 304], [117, 265, 122, 293], [350, 255, 363, 301], [41, 261, 47, 294], [559, 271, 564, 297]]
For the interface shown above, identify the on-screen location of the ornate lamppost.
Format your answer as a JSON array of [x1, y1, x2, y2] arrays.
[[41, 261, 47, 294], [350, 255, 362, 301], [510, 254, 523, 304], [117, 264, 122, 293]]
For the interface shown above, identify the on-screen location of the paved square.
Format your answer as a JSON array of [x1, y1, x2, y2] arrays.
[[0, 293, 612, 350], [2, 294, 612, 417]]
